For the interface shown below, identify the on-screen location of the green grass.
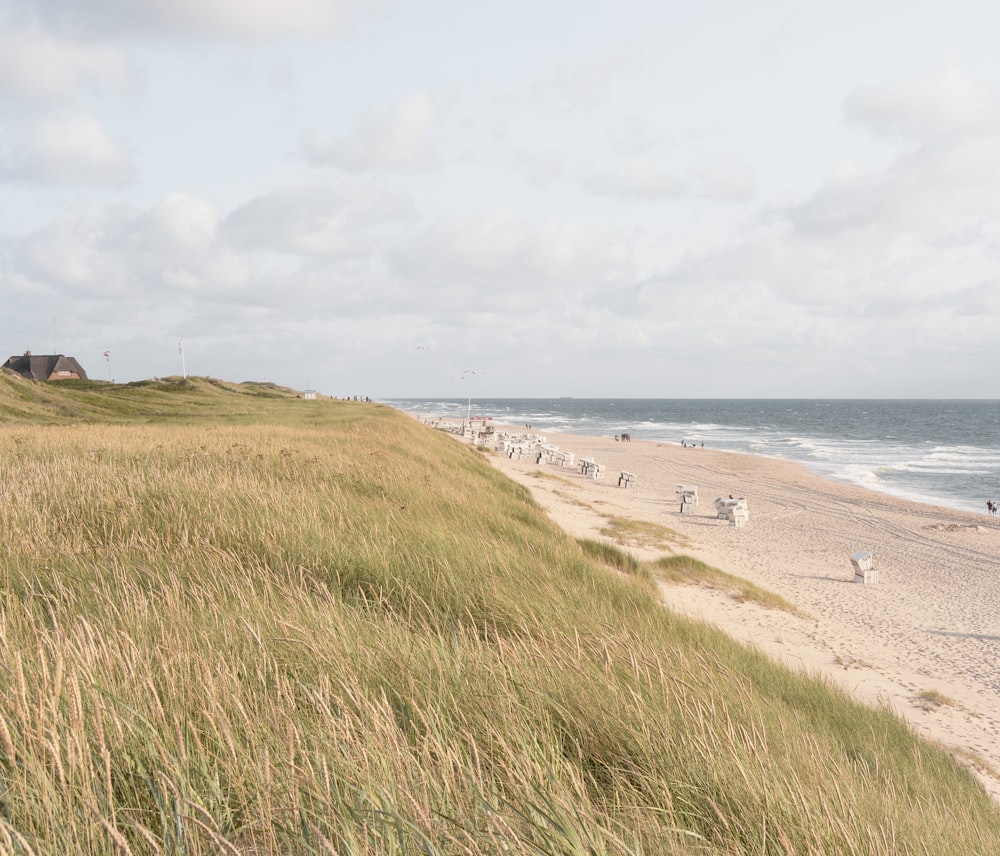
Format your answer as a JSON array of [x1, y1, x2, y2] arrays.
[[600, 515, 692, 552], [915, 689, 957, 711], [0, 371, 310, 424], [0, 375, 998, 853], [653, 555, 805, 615], [577, 538, 647, 581], [530, 469, 574, 484]]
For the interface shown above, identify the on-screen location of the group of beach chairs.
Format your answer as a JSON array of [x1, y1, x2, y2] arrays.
[[714, 495, 749, 527], [420, 416, 466, 436], [495, 434, 576, 468], [494, 430, 751, 525], [425, 419, 751, 525], [674, 488, 750, 526]]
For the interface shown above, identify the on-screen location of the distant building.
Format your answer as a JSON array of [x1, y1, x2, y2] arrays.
[[2, 351, 89, 381], [304, 389, 317, 400]]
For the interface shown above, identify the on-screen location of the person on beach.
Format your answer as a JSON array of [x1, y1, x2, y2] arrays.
[[989, 499, 997, 516]]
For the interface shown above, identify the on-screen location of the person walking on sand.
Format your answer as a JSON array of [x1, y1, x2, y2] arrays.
[[989, 499, 997, 516]]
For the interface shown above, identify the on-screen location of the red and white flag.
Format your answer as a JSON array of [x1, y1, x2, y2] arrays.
[[103, 351, 110, 358]]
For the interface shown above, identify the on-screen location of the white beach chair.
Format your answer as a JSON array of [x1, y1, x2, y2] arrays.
[[851, 550, 877, 584]]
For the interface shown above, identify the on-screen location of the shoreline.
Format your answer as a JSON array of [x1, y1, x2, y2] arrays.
[[785, 459, 979, 516], [420, 416, 1000, 800], [385, 398, 1000, 516]]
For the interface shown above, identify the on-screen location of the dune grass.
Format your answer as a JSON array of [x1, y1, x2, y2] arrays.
[[915, 689, 956, 711], [576, 538, 647, 581], [530, 470, 574, 485], [0, 376, 999, 853], [600, 516, 691, 552], [653, 555, 805, 615]]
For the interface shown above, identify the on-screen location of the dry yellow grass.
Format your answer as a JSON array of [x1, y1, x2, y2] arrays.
[[0, 377, 998, 853]]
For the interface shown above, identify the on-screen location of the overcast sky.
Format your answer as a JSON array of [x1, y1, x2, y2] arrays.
[[2, 1, 999, 398]]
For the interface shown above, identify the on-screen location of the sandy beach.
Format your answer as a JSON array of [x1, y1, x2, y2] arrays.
[[431, 420, 1000, 799]]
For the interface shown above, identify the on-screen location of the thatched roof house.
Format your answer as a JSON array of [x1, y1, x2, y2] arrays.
[[2, 352, 88, 381]]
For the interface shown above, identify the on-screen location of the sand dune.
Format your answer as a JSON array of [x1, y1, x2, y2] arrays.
[[468, 424, 1000, 799]]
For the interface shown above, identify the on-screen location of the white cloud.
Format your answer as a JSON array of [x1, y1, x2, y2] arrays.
[[634, 155, 1000, 386], [130, 194, 221, 255], [950, 277, 1000, 316], [5, 186, 418, 345], [789, 133, 1000, 241], [578, 155, 754, 202], [0, 18, 138, 103], [846, 63, 998, 142], [785, 66, 1000, 243], [5, 110, 133, 185], [12, 195, 243, 303], [607, 115, 661, 156], [699, 163, 756, 202], [18, 211, 127, 293], [24, 0, 371, 39], [388, 213, 635, 306], [513, 148, 571, 189], [549, 46, 643, 111], [302, 92, 438, 174], [222, 182, 416, 256], [1, 5, 999, 397], [581, 155, 687, 199]]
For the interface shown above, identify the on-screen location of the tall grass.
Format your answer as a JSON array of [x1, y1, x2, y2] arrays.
[[0, 378, 998, 853]]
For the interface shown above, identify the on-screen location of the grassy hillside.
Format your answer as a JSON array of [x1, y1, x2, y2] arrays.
[[0, 370, 310, 424], [1, 376, 999, 854]]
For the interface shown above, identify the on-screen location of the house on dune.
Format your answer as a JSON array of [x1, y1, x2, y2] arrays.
[[2, 352, 89, 381]]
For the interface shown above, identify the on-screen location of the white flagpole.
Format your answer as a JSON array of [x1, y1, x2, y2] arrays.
[[178, 341, 187, 378], [104, 351, 111, 382], [461, 369, 480, 433]]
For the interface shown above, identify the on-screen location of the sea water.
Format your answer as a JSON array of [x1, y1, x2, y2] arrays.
[[383, 398, 1000, 515]]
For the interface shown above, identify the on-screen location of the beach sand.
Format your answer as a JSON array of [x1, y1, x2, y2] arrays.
[[435, 420, 1000, 799]]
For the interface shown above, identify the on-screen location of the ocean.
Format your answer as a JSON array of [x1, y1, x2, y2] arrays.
[[383, 398, 1000, 515]]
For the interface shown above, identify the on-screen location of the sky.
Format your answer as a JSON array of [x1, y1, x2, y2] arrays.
[[2, 0, 999, 398]]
